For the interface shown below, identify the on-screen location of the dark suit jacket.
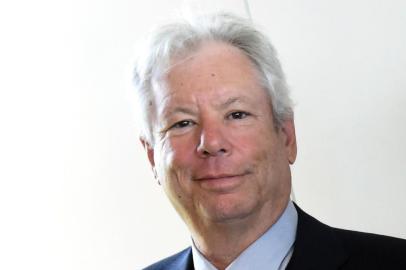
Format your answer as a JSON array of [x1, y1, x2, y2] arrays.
[[143, 204, 406, 269]]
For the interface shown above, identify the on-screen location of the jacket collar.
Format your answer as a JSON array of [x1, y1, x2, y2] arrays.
[[170, 204, 349, 270], [169, 247, 194, 270], [286, 203, 349, 270]]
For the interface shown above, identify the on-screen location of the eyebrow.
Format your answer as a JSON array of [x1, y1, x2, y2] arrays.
[[162, 106, 197, 119], [218, 96, 250, 110], [161, 96, 251, 119]]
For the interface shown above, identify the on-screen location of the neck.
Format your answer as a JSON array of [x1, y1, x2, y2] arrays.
[[191, 198, 290, 270]]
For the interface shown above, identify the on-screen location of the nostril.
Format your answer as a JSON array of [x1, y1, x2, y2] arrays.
[[197, 129, 230, 157], [200, 148, 227, 157]]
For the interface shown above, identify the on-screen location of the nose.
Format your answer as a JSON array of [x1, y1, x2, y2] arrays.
[[196, 122, 231, 158]]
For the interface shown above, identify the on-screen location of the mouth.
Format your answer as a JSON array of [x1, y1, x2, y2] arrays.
[[193, 172, 250, 192], [195, 173, 248, 181]]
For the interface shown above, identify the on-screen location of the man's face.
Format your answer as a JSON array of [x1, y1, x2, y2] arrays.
[[143, 42, 296, 228]]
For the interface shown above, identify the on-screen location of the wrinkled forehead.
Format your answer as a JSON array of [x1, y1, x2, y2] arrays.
[[152, 41, 264, 91], [151, 41, 272, 113], [148, 41, 273, 121]]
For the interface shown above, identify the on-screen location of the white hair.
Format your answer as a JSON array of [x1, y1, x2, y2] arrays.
[[133, 12, 293, 145]]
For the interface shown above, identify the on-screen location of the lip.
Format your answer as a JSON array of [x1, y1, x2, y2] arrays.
[[195, 173, 247, 181], [194, 172, 250, 192]]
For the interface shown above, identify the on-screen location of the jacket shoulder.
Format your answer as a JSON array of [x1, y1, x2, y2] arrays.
[[333, 227, 406, 263], [142, 247, 193, 270], [288, 204, 406, 270]]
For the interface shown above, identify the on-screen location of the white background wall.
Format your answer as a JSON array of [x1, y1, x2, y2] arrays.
[[0, 0, 405, 269]]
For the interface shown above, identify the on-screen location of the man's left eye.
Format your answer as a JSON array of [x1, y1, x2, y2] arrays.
[[228, 111, 250, 120]]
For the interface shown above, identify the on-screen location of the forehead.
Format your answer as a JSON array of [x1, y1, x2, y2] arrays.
[[153, 41, 266, 103], [172, 42, 259, 83]]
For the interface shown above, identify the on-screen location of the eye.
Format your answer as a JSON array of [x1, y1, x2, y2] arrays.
[[228, 111, 250, 120], [169, 120, 195, 129]]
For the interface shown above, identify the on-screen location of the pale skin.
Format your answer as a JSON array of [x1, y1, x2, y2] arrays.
[[141, 41, 297, 270]]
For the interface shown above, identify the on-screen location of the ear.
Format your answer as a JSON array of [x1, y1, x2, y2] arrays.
[[280, 119, 297, 164], [140, 138, 155, 168], [140, 138, 161, 184]]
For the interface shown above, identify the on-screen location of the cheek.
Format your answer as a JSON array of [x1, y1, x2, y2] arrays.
[[157, 138, 197, 209], [169, 138, 196, 167], [235, 128, 283, 173], [232, 128, 272, 158], [155, 137, 195, 182], [230, 128, 257, 148]]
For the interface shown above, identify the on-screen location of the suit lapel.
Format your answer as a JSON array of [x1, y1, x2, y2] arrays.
[[286, 204, 349, 270], [174, 247, 194, 270]]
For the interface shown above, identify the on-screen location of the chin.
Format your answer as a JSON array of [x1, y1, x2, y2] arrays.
[[199, 195, 257, 223]]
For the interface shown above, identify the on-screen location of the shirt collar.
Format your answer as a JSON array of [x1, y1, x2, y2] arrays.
[[192, 200, 298, 270]]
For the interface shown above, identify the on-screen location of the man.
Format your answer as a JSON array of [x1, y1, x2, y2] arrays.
[[133, 12, 406, 270]]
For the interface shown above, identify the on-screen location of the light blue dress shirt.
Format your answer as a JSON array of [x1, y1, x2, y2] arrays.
[[192, 201, 298, 270]]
